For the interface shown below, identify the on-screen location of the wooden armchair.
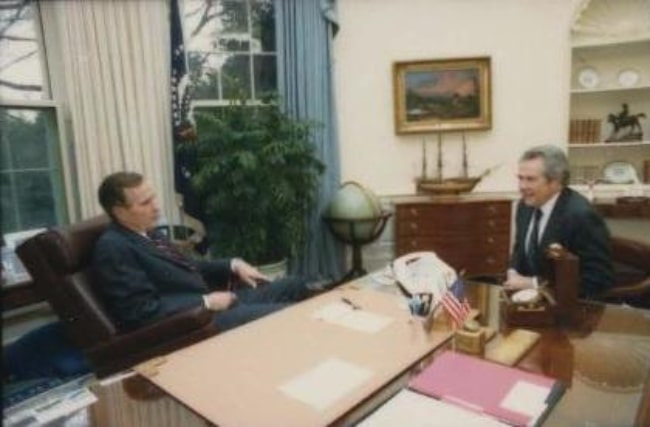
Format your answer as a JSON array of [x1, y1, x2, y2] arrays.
[[599, 236, 650, 309], [16, 215, 217, 378]]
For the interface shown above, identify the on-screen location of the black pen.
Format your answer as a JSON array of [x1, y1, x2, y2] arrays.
[[341, 297, 361, 310]]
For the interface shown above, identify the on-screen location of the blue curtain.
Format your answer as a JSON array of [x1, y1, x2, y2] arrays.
[[276, 0, 344, 280]]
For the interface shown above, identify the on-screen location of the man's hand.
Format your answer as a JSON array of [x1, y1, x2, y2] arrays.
[[232, 258, 271, 288], [503, 268, 535, 291], [204, 291, 237, 311]]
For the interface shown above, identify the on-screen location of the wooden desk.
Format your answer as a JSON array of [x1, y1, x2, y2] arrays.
[[99, 281, 650, 427], [133, 287, 453, 427], [468, 283, 650, 427]]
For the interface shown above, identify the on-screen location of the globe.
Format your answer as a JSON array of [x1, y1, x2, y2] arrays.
[[324, 181, 383, 241], [323, 181, 390, 281]]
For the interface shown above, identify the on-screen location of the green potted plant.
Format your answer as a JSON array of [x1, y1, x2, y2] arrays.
[[187, 95, 324, 268]]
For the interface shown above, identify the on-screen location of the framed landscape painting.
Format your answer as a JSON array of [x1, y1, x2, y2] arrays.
[[393, 57, 492, 134]]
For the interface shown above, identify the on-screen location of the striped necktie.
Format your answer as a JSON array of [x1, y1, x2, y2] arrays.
[[148, 234, 197, 271]]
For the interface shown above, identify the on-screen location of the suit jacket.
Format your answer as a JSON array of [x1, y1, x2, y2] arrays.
[[92, 222, 232, 330], [511, 187, 613, 297]]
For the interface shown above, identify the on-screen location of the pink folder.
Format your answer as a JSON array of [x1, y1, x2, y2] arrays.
[[409, 351, 562, 426]]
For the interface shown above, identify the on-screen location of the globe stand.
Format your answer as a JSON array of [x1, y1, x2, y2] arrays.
[[323, 212, 391, 284]]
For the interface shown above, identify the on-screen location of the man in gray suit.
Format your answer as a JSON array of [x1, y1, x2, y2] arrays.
[[92, 171, 310, 332], [504, 145, 613, 297]]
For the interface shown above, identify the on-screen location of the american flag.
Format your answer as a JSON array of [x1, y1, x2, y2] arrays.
[[170, 0, 201, 220], [441, 277, 472, 328]]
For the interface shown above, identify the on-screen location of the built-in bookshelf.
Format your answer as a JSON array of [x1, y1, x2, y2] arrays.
[[568, 0, 650, 189]]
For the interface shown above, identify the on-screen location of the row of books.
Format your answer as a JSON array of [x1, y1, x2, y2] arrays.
[[569, 118, 601, 144], [358, 351, 564, 427]]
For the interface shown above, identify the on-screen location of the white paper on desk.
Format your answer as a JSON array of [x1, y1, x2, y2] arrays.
[[500, 381, 548, 421], [279, 358, 373, 411], [312, 302, 393, 333], [358, 389, 508, 427]]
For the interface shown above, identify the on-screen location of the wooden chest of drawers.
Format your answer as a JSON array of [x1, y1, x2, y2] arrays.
[[394, 198, 512, 275]]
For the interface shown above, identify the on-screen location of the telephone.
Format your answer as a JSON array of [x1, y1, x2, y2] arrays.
[[391, 251, 457, 301]]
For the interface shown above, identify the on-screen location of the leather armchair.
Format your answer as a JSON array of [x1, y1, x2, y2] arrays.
[[16, 215, 217, 378], [599, 236, 650, 308]]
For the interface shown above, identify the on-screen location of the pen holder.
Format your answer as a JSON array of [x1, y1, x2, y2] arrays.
[[454, 324, 486, 355]]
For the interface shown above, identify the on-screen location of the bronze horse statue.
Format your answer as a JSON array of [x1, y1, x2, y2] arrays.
[[607, 112, 646, 141]]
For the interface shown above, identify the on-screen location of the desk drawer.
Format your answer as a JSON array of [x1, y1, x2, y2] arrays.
[[395, 201, 511, 236], [396, 201, 510, 220], [395, 236, 509, 256], [394, 199, 512, 275], [396, 216, 510, 237]]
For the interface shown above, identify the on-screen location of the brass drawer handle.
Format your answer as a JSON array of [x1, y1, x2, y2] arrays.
[[409, 208, 419, 217], [410, 223, 418, 231], [487, 219, 496, 227], [486, 236, 495, 244], [485, 257, 495, 264]]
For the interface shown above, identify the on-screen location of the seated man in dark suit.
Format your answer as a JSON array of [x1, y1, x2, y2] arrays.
[[504, 144, 613, 297], [92, 171, 311, 332]]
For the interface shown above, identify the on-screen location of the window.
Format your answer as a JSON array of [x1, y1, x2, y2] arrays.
[[0, 0, 69, 235], [1, 107, 67, 233], [183, 0, 276, 104], [0, 0, 47, 101]]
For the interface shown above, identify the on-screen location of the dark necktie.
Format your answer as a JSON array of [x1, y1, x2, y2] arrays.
[[149, 234, 197, 271], [526, 208, 543, 274]]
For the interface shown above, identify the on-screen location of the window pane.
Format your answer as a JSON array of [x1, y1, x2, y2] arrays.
[[189, 51, 221, 99], [220, 1, 248, 33], [0, 116, 10, 170], [184, 0, 220, 52], [0, 174, 18, 231], [4, 109, 50, 168], [0, 0, 48, 101], [0, 107, 67, 234], [251, 1, 275, 52], [222, 54, 251, 99], [15, 171, 56, 229], [253, 55, 276, 96], [184, 0, 276, 102]]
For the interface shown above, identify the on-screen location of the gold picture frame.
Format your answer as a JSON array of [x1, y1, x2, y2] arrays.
[[393, 57, 492, 134]]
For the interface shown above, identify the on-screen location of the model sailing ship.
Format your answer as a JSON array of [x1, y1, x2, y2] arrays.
[[416, 132, 494, 195]]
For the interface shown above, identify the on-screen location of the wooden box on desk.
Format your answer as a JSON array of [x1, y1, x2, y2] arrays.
[[500, 289, 557, 328], [454, 328, 485, 355], [501, 244, 580, 328]]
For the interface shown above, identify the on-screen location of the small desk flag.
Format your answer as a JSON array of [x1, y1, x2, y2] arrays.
[[441, 278, 471, 328]]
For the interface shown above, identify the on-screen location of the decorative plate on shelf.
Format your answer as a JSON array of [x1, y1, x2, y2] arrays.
[[602, 161, 638, 184], [617, 68, 640, 87], [578, 67, 599, 89]]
